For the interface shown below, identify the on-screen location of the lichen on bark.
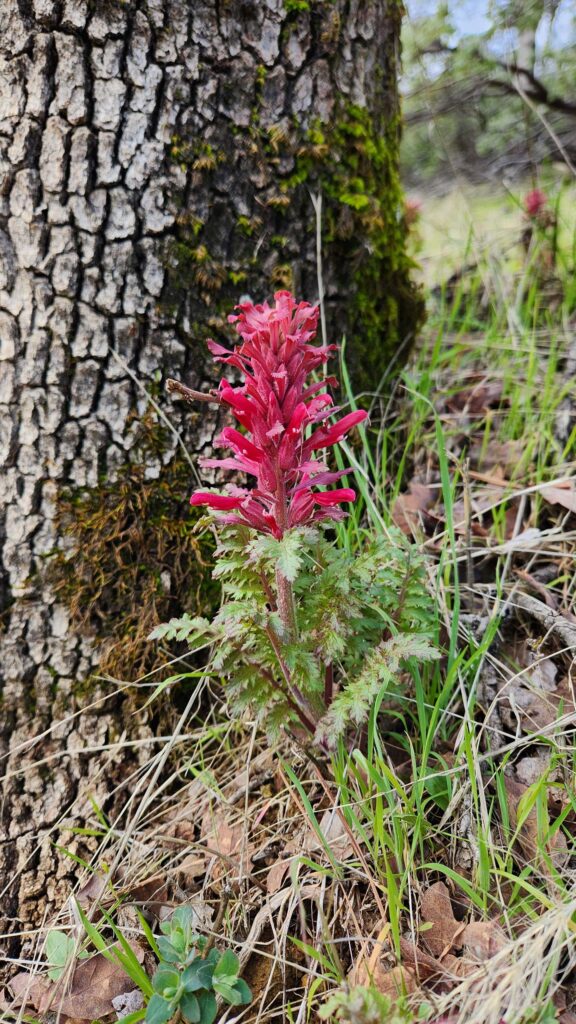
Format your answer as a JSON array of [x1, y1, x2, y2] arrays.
[[49, 409, 218, 681]]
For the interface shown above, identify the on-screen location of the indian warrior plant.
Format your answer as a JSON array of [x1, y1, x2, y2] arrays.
[[152, 291, 438, 747]]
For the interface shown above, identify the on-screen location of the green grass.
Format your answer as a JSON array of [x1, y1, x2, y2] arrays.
[[408, 174, 576, 289], [286, 233, 576, 1022]]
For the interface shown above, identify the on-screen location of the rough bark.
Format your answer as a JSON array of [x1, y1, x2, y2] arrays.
[[0, 0, 417, 970]]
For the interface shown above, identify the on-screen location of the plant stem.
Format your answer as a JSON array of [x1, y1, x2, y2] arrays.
[[275, 567, 298, 641], [274, 463, 298, 641], [265, 624, 317, 734], [324, 662, 334, 707], [201, 889, 231, 959]]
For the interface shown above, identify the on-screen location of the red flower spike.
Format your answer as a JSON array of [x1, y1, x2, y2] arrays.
[[190, 291, 368, 537]]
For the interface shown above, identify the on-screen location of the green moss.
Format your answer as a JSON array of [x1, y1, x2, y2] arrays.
[[50, 410, 218, 680], [285, 103, 424, 393]]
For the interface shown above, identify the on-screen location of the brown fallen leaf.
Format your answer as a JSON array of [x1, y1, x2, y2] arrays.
[[398, 938, 453, 984], [201, 807, 247, 883], [9, 942, 144, 1020], [202, 807, 244, 857], [374, 965, 419, 998], [392, 482, 436, 535], [266, 857, 292, 894], [349, 956, 418, 996], [498, 643, 574, 734], [541, 480, 576, 514], [127, 873, 168, 907], [303, 808, 355, 861], [439, 953, 476, 978], [77, 872, 110, 907], [469, 438, 525, 475], [177, 853, 206, 890], [420, 881, 464, 957], [514, 567, 558, 609], [461, 920, 507, 960], [9, 972, 52, 1014], [446, 379, 503, 416]]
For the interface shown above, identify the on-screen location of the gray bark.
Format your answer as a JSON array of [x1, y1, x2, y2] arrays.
[[0, 0, 409, 971]]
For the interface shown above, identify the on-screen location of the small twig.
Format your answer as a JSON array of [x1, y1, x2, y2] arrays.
[[202, 888, 232, 958], [166, 378, 221, 405], [510, 591, 576, 650]]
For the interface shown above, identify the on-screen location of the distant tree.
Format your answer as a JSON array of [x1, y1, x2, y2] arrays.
[[401, 0, 576, 186]]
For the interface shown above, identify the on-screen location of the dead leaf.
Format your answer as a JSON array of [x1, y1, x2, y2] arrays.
[[498, 643, 574, 734], [461, 920, 507, 960], [9, 972, 52, 1013], [541, 480, 576, 514], [398, 938, 452, 983], [122, 872, 168, 911], [392, 483, 436, 535], [266, 857, 291, 894], [200, 807, 247, 884], [349, 956, 418, 996], [469, 438, 524, 475], [177, 853, 206, 890], [446, 379, 503, 416], [304, 808, 355, 861], [77, 872, 110, 906], [374, 965, 419, 997], [514, 567, 557, 608], [9, 942, 144, 1020], [504, 775, 569, 869], [439, 953, 476, 978], [420, 882, 464, 957], [202, 808, 244, 859]]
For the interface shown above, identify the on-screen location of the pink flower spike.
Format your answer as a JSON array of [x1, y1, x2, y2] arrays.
[[314, 488, 356, 506], [190, 492, 245, 510], [191, 291, 364, 537]]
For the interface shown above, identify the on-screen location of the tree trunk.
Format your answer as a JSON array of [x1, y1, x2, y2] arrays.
[[0, 0, 418, 971]]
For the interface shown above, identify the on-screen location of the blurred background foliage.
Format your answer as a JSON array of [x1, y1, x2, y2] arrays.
[[401, 0, 576, 292]]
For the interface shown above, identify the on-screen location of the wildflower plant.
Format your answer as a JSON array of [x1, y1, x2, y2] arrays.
[[152, 291, 437, 746], [146, 907, 251, 1024]]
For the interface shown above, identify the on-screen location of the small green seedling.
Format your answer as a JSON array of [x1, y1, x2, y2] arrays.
[[146, 907, 251, 1024], [45, 930, 89, 982]]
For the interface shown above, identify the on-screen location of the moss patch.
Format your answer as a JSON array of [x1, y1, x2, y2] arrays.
[[50, 411, 217, 681], [288, 104, 424, 393]]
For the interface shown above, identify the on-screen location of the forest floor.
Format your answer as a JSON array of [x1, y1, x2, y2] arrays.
[[3, 195, 576, 1024]]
